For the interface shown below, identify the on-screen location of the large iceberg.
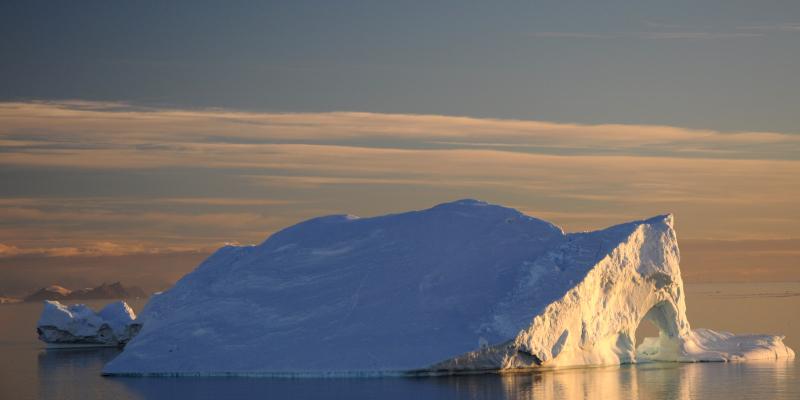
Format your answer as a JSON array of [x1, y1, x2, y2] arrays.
[[37, 300, 141, 347], [102, 200, 793, 376]]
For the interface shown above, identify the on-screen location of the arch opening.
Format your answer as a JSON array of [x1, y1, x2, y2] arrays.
[[633, 301, 681, 362], [635, 318, 659, 348]]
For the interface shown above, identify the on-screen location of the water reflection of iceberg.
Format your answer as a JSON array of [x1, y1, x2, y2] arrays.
[[38, 347, 121, 374], [37, 348, 126, 399], [501, 361, 797, 400], [107, 361, 797, 400]]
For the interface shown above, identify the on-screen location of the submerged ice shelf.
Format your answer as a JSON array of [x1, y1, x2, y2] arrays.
[[102, 200, 794, 376]]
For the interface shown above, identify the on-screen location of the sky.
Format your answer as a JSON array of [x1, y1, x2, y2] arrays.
[[0, 1, 798, 293]]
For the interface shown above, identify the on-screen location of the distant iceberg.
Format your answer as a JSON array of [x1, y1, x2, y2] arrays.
[[102, 199, 794, 376], [37, 300, 141, 348]]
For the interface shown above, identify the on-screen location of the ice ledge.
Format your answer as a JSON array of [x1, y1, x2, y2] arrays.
[[639, 328, 796, 362]]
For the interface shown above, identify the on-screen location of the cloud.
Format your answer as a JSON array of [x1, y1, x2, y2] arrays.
[[1, 101, 797, 165], [531, 31, 763, 40], [639, 32, 763, 39], [157, 198, 300, 206], [530, 19, 800, 41], [531, 32, 619, 39], [680, 238, 800, 282], [0, 241, 191, 258], [531, 21, 800, 42], [739, 23, 800, 32], [1, 100, 799, 260], [0, 195, 309, 256]]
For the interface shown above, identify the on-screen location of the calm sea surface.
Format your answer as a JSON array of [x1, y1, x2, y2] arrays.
[[1, 282, 798, 400]]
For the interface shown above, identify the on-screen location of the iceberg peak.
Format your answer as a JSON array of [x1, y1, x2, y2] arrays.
[[437, 198, 489, 207], [642, 213, 674, 228]]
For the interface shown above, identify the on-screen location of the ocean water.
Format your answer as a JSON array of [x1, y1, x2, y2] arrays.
[[0, 283, 798, 400]]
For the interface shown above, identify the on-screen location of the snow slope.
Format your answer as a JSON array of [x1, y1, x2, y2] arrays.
[[102, 200, 793, 376]]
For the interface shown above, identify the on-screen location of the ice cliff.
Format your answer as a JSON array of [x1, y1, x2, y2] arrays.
[[37, 300, 141, 347], [102, 200, 793, 376]]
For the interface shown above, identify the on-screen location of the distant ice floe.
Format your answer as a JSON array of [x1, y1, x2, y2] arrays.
[[37, 300, 141, 348], [99, 199, 793, 376]]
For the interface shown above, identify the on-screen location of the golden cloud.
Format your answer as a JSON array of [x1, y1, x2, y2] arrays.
[[0, 100, 799, 258]]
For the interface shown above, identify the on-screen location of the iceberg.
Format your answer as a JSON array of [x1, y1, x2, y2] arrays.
[[102, 199, 793, 376], [37, 300, 141, 348]]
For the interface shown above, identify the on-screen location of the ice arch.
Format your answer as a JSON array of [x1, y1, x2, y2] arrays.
[[433, 215, 695, 370], [433, 213, 791, 372]]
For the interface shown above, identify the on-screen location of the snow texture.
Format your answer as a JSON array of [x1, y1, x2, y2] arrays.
[[102, 199, 794, 376], [37, 300, 141, 347]]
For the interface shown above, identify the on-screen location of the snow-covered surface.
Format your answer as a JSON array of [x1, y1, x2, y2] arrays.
[[638, 328, 795, 362], [102, 199, 794, 376], [37, 300, 140, 347]]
